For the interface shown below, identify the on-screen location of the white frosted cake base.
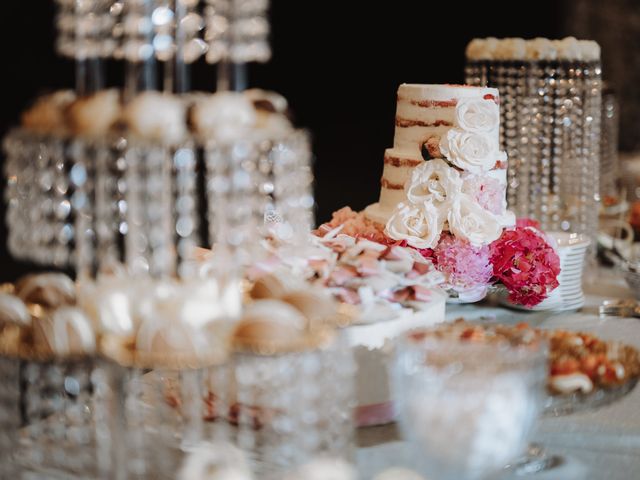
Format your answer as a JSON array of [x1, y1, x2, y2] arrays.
[[342, 294, 447, 427]]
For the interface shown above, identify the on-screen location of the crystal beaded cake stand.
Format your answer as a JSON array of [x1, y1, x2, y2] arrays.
[[465, 57, 602, 248]]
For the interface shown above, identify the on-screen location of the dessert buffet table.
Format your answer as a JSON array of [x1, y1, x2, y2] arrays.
[[357, 269, 640, 480]]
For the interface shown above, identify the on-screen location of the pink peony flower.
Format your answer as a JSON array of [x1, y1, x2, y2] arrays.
[[490, 226, 561, 307], [433, 233, 493, 292], [461, 174, 505, 215]]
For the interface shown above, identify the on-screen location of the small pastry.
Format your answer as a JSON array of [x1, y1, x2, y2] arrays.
[[191, 91, 256, 142], [0, 292, 31, 327], [21, 90, 76, 135], [244, 89, 288, 114], [136, 317, 209, 359], [32, 306, 96, 356], [280, 289, 338, 326], [254, 110, 293, 139], [15, 272, 76, 309], [67, 89, 121, 137], [122, 91, 188, 145], [76, 277, 138, 338], [135, 291, 232, 366], [233, 299, 309, 349], [549, 373, 594, 394], [249, 273, 302, 300]]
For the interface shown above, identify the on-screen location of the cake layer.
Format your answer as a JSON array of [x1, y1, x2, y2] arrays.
[[380, 148, 423, 187], [394, 124, 452, 154], [363, 203, 391, 226], [393, 83, 501, 156], [378, 187, 406, 215], [398, 84, 500, 103]]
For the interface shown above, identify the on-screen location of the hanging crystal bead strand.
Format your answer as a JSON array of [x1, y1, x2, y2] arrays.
[[270, 132, 315, 249], [55, 0, 116, 94], [2, 133, 21, 260], [536, 61, 554, 230], [122, 143, 176, 276], [120, 0, 170, 276], [582, 61, 602, 245], [173, 0, 207, 92], [3, 132, 32, 262], [228, 0, 270, 64], [524, 61, 543, 225], [92, 136, 128, 272], [55, 0, 115, 275], [512, 61, 531, 220], [542, 62, 559, 231], [170, 0, 205, 275], [600, 87, 619, 202], [122, 0, 159, 98], [569, 63, 586, 235], [206, 139, 259, 269], [150, 0, 207, 93], [463, 60, 488, 88], [204, 0, 271, 90], [499, 62, 521, 214], [67, 137, 93, 276], [50, 137, 74, 268], [147, 144, 178, 277], [173, 144, 201, 278], [553, 62, 571, 232]]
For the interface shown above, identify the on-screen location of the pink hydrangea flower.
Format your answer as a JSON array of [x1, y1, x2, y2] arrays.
[[433, 234, 493, 291], [490, 226, 561, 307]]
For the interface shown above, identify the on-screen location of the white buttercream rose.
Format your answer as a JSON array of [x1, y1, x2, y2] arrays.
[[405, 158, 462, 207], [385, 202, 443, 249], [440, 129, 506, 174], [448, 194, 503, 246], [455, 98, 500, 133]]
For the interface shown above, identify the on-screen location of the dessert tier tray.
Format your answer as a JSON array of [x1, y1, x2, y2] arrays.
[[544, 377, 638, 417]]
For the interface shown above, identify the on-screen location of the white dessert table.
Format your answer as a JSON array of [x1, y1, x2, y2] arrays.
[[357, 268, 640, 480]]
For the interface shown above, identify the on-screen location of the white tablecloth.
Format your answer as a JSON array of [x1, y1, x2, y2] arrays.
[[357, 268, 640, 480]]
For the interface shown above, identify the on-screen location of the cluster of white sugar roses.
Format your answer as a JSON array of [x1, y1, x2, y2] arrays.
[[440, 97, 505, 174], [385, 97, 514, 249]]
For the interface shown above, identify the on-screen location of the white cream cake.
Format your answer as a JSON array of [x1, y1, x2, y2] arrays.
[[365, 84, 507, 226]]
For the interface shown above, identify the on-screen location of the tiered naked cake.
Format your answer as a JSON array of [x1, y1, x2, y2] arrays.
[[365, 84, 513, 230]]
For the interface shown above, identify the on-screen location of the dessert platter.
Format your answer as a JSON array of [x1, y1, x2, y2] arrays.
[[0, 1, 631, 477], [409, 319, 640, 414]]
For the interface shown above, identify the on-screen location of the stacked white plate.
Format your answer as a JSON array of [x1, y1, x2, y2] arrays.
[[500, 232, 591, 312]]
